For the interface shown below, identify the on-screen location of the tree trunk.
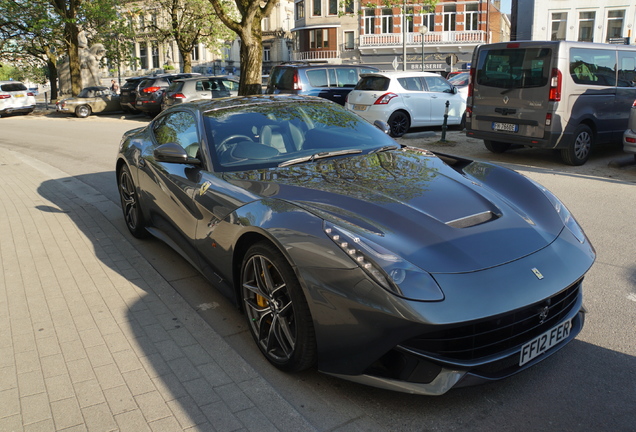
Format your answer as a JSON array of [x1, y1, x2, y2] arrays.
[[239, 30, 263, 96], [181, 52, 192, 73], [65, 23, 82, 96], [47, 57, 59, 100]]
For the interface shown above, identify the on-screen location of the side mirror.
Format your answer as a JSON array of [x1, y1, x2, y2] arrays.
[[154, 142, 200, 165], [373, 120, 391, 134], [452, 86, 458, 94]]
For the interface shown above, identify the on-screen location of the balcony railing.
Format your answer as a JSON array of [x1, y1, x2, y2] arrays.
[[294, 50, 340, 61], [360, 30, 486, 48]]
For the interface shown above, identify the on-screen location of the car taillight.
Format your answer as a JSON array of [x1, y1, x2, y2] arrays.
[[0, 94, 11, 99], [626, 136, 636, 143], [293, 71, 301, 91], [142, 86, 161, 93], [465, 106, 472, 119], [549, 68, 562, 102], [468, 68, 475, 99], [545, 112, 552, 126], [374, 93, 398, 105], [170, 93, 186, 99], [27, 92, 35, 96]]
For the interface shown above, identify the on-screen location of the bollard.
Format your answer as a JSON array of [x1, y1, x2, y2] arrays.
[[440, 100, 450, 142]]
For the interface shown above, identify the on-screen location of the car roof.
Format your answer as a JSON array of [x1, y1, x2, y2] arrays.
[[361, 71, 443, 78], [274, 62, 378, 70], [174, 76, 237, 83]]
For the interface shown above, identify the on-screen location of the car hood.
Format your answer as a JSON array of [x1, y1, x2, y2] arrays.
[[223, 149, 565, 273]]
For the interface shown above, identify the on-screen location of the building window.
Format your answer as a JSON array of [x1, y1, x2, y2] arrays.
[[139, 43, 148, 69], [138, 14, 145, 30], [381, 8, 393, 33], [262, 16, 270, 31], [578, 11, 595, 42], [263, 47, 271, 62], [152, 42, 159, 68], [345, 0, 354, 14], [405, 7, 414, 33], [344, 31, 355, 50], [443, 4, 456, 32], [296, 0, 304, 20], [329, 0, 337, 15], [421, 6, 434, 32], [606, 10, 625, 42], [551, 12, 567, 41], [465, 4, 479, 31], [309, 29, 329, 48], [364, 9, 376, 35], [191, 43, 199, 61], [313, 0, 321, 16]]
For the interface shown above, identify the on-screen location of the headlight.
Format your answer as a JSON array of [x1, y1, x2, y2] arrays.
[[532, 180, 586, 243], [324, 222, 444, 301]]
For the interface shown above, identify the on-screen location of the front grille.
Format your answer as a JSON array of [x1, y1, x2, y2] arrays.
[[401, 280, 582, 362]]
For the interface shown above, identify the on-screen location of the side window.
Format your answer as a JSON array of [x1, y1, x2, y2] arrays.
[[335, 68, 359, 87], [153, 111, 200, 156], [617, 52, 636, 87], [306, 69, 329, 87], [423, 76, 452, 92], [570, 48, 616, 86], [397, 77, 423, 91]]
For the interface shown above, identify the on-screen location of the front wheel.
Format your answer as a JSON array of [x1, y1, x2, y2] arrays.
[[241, 242, 316, 372], [388, 111, 410, 137], [484, 140, 511, 153], [561, 124, 592, 166], [118, 165, 148, 238]]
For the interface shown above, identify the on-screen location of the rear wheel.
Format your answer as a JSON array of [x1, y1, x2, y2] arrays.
[[484, 140, 511, 153], [118, 165, 148, 238], [75, 105, 91, 118], [241, 242, 316, 372], [388, 111, 410, 137], [561, 124, 592, 166]]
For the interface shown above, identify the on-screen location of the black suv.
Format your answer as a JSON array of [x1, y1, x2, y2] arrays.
[[265, 62, 379, 105], [119, 76, 147, 113], [135, 73, 200, 116]]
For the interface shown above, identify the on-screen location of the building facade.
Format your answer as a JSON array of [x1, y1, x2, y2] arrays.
[[512, 0, 636, 45], [291, 0, 510, 73]]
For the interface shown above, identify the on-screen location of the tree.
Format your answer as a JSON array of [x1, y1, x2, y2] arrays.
[[127, 0, 231, 74], [206, 0, 276, 96]]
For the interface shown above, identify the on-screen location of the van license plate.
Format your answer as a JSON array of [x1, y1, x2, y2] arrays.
[[353, 104, 367, 111], [519, 319, 571, 366], [492, 122, 518, 132]]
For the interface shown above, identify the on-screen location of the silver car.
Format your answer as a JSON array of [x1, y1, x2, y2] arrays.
[[161, 76, 235, 111], [623, 101, 636, 157]]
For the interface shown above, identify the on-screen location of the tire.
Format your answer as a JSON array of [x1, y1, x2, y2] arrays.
[[241, 242, 316, 372], [561, 124, 592, 166], [118, 165, 148, 238], [388, 111, 410, 137], [484, 140, 511, 153], [75, 105, 91, 118]]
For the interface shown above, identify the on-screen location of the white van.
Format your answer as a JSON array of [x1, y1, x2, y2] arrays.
[[465, 41, 636, 165]]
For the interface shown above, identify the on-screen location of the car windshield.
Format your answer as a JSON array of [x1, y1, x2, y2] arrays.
[[448, 73, 469, 86], [204, 100, 397, 171], [78, 88, 98, 97]]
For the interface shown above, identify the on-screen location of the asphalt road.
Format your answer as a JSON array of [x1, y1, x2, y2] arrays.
[[1, 110, 635, 432]]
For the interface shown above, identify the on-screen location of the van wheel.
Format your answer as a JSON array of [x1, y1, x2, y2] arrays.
[[484, 140, 511, 153], [388, 111, 410, 137], [561, 124, 592, 166]]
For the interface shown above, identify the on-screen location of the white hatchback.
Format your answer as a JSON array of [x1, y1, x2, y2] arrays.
[[0, 81, 37, 117], [345, 71, 466, 137]]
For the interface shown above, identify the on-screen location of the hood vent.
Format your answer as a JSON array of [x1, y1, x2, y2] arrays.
[[446, 211, 499, 229]]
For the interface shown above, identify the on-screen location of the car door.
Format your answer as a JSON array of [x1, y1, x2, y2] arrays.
[[194, 80, 213, 100], [396, 76, 430, 126], [422, 75, 464, 125], [138, 110, 205, 263]]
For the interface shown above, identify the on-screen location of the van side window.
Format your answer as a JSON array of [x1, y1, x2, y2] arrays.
[[617, 52, 636, 87], [570, 48, 616, 86]]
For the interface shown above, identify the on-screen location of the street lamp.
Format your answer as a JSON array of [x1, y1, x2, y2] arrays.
[[419, 26, 428, 71]]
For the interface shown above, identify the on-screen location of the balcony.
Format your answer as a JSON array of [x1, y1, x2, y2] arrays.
[[293, 50, 340, 61], [360, 30, 487, 49]]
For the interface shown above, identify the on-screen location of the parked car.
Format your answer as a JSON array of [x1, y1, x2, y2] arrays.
[[0, 81, 37, 117], [135, 73, 200, 116], [161, 76, 236, 111], [346, 71, 466, 137], [119, 76, 147, 113], [55, 86, 121, 118], [447, 71, 470, 98], [623, 99, 636, 157], [265, 62, 379, 105], [116, 95, 595, 395]]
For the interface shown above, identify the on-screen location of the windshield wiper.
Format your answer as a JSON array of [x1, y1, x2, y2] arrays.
[[278, 149, 362, 167], [369, 145, 399, 154]]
